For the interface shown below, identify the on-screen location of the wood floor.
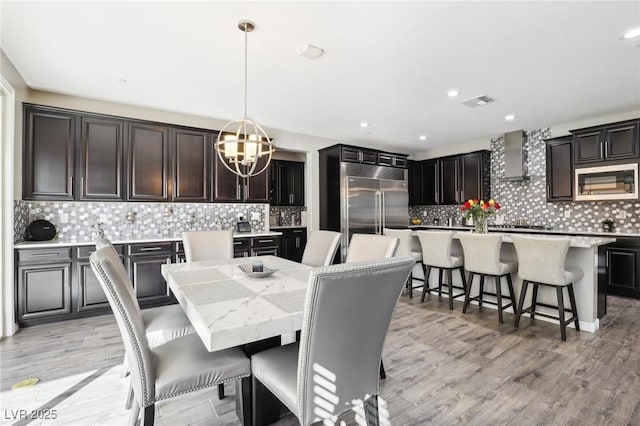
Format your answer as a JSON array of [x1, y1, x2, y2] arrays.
[[2, 293, 640, 425]]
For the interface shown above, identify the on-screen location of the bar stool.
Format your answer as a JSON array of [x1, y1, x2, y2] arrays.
[[384, 228, 424, 298], [512, 235, 582, 341], [457, 233, 517, 323], [416, 231, 467, 310]]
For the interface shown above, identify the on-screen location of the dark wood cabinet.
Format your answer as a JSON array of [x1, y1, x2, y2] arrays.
[[233, 238, 251, 258], [127, 242, 174, 306], [251, 236, 281, 257], [244, 156, 270, 202], [439, 156, 460, 204], [78, 116, 124, 200], [421, 160, 439, 205], [340, 146, 407, 168], [17, 262, 72, 321], [213, 153, 270, 202], [546, 136, 574, 201], [75, 245, 123, 312], [573, 120, 639, 164], [606, 245, 640, 299], [408, 160, 422, 206], [23, 107, 76, 200], [272, 160, 305, 206], [127, 122, 170, 201], [280, 228, 307, 262], [171, 128, 210, 202], [459, 151, 489, 202]]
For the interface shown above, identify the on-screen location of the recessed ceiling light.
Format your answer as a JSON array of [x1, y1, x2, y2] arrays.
[[505, 114, 516, 121], [117, 78, 127, 84], [419, 135, 427, 141], [298, 44, 324, 59], [360, 122, 369, 128], [447, 89, 460, 98], [622, 27, 640, 39]]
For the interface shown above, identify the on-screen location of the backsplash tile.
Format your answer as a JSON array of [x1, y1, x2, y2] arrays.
[[412, 127, 640, 234], [14, 201, 268, 243], [269, 206, 307, 227]]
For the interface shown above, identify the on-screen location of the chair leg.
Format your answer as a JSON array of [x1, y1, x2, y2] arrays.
[[379, 360, 386, 379], [408, 272, 413, 299], [252, 376, 280, 426], [446, 269, 454, 310], [141, 405, 155, 426], [364, 394, 380, 426], [557, 286, 567, 341], [495, 275, 504, 324], [125, 382, 134, 409], [438, 268, 444, 297], [128, 402, 140, 426], [478, 275, 485, 308], [514, 280, 529, 328], [463, 272, 474, 313], [568, 283, 580, 331], [121, 355, 129, 378], [506, 273, 516, 314], [218, 383, 225, 400], [531, 283, 539, 320], [421, 265, 432, 303]]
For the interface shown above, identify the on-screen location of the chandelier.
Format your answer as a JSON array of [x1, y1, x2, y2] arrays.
[[215, 20, 274, 178]]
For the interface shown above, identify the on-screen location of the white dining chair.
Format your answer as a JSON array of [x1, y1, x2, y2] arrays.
[[182, 229, 234, 262], [90, 245, 251, 426], [345, 233, 399, 263], [250, 256, 415, 425], [300, 230, 341, 267]]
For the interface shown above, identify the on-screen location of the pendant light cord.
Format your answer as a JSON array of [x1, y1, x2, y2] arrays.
[[244, 23, 248, 119]]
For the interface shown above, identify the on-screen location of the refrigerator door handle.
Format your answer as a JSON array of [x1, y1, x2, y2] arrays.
[[374, 191, 380, 234], [381, 191, 386, 232]]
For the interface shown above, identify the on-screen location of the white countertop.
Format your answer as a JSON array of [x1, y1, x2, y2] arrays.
[[408, 224, 640, 239], [14, 231, 283, 249], [270, 225, 308, 230]]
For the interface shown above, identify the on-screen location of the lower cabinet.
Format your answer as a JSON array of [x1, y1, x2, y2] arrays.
[[17, 262, 72, 322], [606, 244, 640, 299], [279, 228, 307, 262], [76, 245, 123, 313], [127, 242, 174, 307], [251, 236, 281, 257]]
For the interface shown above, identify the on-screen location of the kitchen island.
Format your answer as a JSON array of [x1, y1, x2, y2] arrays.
[[409, 229, 615, 333]]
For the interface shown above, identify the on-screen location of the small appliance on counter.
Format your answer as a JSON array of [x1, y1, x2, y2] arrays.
[[269, 213, 280, 228], [236, 221, 251, 233], [27, 219, 57, 241]]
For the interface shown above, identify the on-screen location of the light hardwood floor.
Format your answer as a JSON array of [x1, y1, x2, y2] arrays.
[[1, 293, 639, 425]]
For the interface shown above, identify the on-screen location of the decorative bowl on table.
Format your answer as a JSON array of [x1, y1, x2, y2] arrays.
[[238, 263, 276, 278], [411, 218, 422, 225]]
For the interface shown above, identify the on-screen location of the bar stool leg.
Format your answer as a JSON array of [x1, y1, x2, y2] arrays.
[[567, 283, 580, 331], [531, 283, 539, 320], [446, 269, 454, 310], [459, 267, 468, 296], [463, 272, 474, 313], [478, 275, 485, 308], [506, 274, 516, 314], [514, 280, 529, 328], [421, 265, 432, 303], [495, 275, 504, 324], [408, 272, 413, 299], [438, 269, 444, 297], [557, 286, 567, 341]]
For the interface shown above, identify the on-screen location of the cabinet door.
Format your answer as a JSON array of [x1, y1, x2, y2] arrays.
[[212, 154, 242, 201], [79, 116, 124, 200], [288, 162, 305, 206], [606, 248, 640, 298], [407, 160, 420, 206], [287, 229, 307, 262], [459, 152, 482, 202], [127, 123, 170, 200], [275, 161, 290, 205], [361, 150, 377, 165], [24, 108, 75, 200], [439, 157, 459, 204], [76, 260, 111, 312], [546, 137, 573, 201], [244, 156, 270, 202], [172, 128, 209, 201], [574, 129, 605, 164], [128, 255, 173, 305], [17, 262, 72, 320], [421, 160, 439, 205], [605, 122, 639, 160]]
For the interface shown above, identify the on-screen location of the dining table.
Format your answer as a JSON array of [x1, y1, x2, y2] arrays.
[[161, 255, 314, 425]]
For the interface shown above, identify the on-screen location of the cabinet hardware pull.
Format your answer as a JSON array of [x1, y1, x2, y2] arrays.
[[461, 190, 464, 201], [234, 241, 243, 245], [31, 253, 60, 257], [600, 142, 604, 159], [547, 184, 550, 197], [140, 247, 163, 251], [237, 184, 241, 199], [259, 239, 273, 243], [605, 140, 609, 158]]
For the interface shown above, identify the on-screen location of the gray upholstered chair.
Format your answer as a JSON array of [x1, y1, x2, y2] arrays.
[[345, 233, 399, 263], [251, 257, 415, 425], [90, 246, 250, 426], [384, 228, 424, 298], [182, 229, 234, 262], [457, 233, 517, 323], [300, 230, 341, 267], [415, 230, 467, 310], [512, 235, 582, 341]]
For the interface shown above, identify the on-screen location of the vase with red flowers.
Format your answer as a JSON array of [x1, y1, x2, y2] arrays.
[[460, 198, 501, 234]]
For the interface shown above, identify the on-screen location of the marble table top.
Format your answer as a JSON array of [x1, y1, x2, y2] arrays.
[[161, 256, 312, 352]]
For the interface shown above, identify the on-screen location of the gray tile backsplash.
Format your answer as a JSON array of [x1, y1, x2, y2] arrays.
[[411, 127, 640, 234], [269, 206, 307, 227], [14, 201, 268, 243]]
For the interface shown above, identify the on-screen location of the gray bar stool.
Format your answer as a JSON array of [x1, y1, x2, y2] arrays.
[[384, 228, 424, 298], [458, 233, 517, 323], [416, 231, 467, 310], [512, 235, 582, 341]]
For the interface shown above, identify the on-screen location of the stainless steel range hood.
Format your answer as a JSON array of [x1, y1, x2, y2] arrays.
[[502, 130, 530, 181]]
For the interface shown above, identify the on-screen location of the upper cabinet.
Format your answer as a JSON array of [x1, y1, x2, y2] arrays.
[[212, 152, 270, 203], [573, 120, 639, 164], [271, 160, 305, 206], [171, 128, 209, 202], [459, 151, 490, 202], [407, 160, 422, 206], [439, 156, 460, 204], [340, 145, 408, 168], [127, 123, 170, 201], [545, 136, 574, 202], [23, 107, 76, 200]]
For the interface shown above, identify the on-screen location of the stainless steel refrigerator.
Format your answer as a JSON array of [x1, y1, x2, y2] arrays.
[[340, 168, 409, 261]]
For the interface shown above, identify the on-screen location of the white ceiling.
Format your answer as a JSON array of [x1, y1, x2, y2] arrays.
[[2, 1, 640, 153]]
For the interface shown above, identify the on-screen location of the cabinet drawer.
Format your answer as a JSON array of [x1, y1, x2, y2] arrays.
[[233, 238, 250, 250], [393, 156, 407, 168], [341, 148, 360, 163], [77, 244, 124, 260], [361, 151, 377, 164], [18, 247, 71, 264], [175, 241, 184, 253], [127, 242, 173, 256], [378, 154, 393, 166], [251, 236, 280, 248]]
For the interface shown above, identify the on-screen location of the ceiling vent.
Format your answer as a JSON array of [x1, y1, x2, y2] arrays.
[[460, 95, 495, 108]]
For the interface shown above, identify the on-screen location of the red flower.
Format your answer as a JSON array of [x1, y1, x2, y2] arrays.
[[481, 203, 489, 211], [495, 202, 501, 209], [473, 198, 479, 204]]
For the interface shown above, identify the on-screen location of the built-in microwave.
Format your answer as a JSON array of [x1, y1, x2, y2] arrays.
[[574, 163, 638, 201]]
